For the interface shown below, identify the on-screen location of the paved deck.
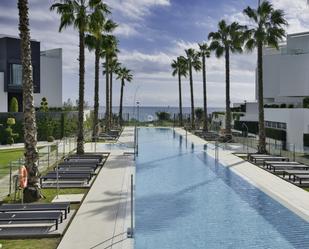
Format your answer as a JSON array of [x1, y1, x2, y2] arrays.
[[57, 127, 135, 249], [175, 128, 309, 222]]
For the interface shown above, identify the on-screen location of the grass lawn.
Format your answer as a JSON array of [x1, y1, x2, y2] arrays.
[[0, 148, 24, 176], [0, 238, 61, 249]]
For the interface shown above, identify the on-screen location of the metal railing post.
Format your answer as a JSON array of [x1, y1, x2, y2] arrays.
[[47, 145, 50, 168], [9, 162, 12, 196], [293, 144, 296, 162], [127, 174, 134, 238]]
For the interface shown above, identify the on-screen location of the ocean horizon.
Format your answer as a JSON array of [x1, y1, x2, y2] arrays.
[[98, 106, 224, 121]]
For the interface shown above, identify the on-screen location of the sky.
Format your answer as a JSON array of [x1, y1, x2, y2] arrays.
[[0, 0, 309, 107]]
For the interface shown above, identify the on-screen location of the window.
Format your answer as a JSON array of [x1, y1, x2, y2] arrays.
[[265, 121, 287, 130], [10, 64, 22, 86]]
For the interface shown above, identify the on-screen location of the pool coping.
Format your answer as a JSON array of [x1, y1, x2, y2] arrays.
[[174, 128, 309, 223]]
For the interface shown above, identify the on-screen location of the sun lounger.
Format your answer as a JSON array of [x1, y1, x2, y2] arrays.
[[0, 211, 62, 230], [67, 153, 105, 160], [55, 167, 95, 174], [57, 163, 98, 170], [40, 172, 92, 186], [263, 161, 300, 167], [59, 160, 100, 166], [268, 164, 309, 172], [251, 156, 288, 163], [0, 203, 70, 219], [293, 174, 309, 185], [283, 170, 309, 181], [65, 158, 101, 164]]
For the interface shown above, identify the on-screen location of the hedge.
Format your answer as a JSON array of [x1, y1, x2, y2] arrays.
[[265, 128, 286, 141], [0, 111, 80, 145], [234, 121, 259, 134]]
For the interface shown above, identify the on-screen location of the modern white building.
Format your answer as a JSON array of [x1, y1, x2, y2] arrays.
[[238, 32, 309, 151], [0, 35, 62, 112]]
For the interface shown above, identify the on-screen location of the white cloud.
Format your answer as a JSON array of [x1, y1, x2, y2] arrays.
[[105, 0, 170, 20], [114, 23, 139, 37]]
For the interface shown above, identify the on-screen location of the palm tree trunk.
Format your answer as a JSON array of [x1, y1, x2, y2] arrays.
[[92, 45, 100, 142], [18, 0, 40, 202], [119, 79, 124, 126], [109, 71, 113, 128], [225, 47, 232, 139], [76, 30, 85, 154], [202, 54, 208, 132], [105, 55, 110, 131], [178, 71, 183, 126], [189, 62, 195, 129], [257, 42, 266, 153]]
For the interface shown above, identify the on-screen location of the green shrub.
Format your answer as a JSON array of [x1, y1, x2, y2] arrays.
[[156, 112, 171, 121], [47, 136, 55, 142], [195, 108, 203, 121], [7, 118, 16, 126], [280, 103, 286, 108], [4, 127, 18, 145], [288, 104, 294, 108], [303, 97, 309, 108], [9, 97, 19, 112]]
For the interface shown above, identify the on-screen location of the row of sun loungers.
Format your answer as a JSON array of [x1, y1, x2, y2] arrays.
[[249, 153, 309, 186], [1, 153, 107, 235], [40, 153, 107, 188], [0, 202, 70, 230]]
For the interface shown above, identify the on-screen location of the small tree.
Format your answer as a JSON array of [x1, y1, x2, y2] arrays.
[[40, 97, 49, 112], [9, 97, 19, 112], [4, 118, 18, 145], [195, 108, 203, 121], [156, 112, 171, 121]]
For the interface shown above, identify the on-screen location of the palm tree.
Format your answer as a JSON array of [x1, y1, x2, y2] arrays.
[[109, 57, 121, 127], [18, 0, 40, 202], [208, 20, 245, 139], [184, 49, 201, 129], [86, 16, 117, 141], [198, 43, 211, 132], [51, 0, 99, 154], [243, 1, 287, 153], [171, 56, 187, 126], [116, 67, 133, 126], [101, 35, 118, 131]]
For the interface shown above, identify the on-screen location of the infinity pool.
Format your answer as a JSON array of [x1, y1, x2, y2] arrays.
[[135, 128, 309, 249]]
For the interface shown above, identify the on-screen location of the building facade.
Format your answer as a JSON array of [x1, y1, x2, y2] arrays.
[[0, 35, 62, 112]]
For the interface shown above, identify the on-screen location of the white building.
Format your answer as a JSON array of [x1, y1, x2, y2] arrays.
[[239, 32, 309, 151]]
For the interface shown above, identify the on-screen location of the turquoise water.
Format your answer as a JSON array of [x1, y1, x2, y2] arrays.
[[135, 128, 309, 249]]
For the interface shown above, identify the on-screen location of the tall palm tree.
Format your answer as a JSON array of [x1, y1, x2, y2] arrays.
[[208, 20, 245, 139], [101, 35, 118, 131], [116, 67, 133, 126], [109, 57, 121, 126], [86, 17, 117, 141], [184, 48, 201, 129], [51, 0, 100, 154], [171, 56, 187, 126], [198, 43, 211, 132], [243, 1, 287, 153], [18, 0, 40, 202]]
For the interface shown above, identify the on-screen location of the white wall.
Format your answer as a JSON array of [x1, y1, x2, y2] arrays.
[[0, 72, 7, 112], [240, 102, 258, 122], [35, 48, 62, 108], [265, 108, 309, 151]]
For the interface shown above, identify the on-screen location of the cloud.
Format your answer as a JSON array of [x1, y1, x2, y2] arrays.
[[114, 23, 140, 37], [105, 0, 170, 20]]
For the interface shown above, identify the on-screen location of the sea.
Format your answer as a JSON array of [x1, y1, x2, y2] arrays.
[[99, 106, 224, 122]]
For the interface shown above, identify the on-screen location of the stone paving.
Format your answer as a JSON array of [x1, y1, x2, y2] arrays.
[[57, 127, 135, 249]]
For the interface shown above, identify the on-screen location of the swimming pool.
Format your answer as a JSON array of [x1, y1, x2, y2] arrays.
[[135, 128, 309, 249]]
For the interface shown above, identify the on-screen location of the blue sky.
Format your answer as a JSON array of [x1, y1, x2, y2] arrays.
[[0, 0, 308, 107]]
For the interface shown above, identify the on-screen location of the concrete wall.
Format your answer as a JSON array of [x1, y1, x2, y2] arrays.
[[35, 48, 62, 108], [240, 102, 258, 122], [0, 72, 7, 112], [265, 108, 309, 151]]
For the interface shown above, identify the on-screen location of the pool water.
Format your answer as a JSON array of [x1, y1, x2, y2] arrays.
[[135, 128, 309, 249]]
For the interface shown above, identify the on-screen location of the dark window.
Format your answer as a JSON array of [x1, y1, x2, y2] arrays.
[[10, 64, 22, 86]]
